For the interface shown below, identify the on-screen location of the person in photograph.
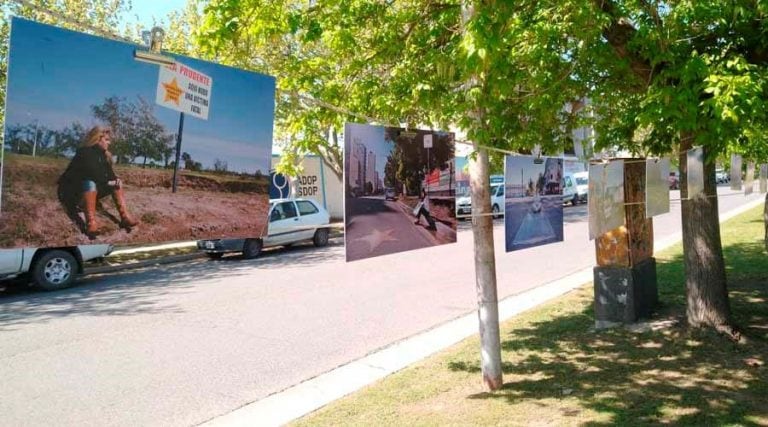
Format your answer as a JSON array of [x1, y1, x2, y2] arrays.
[[414, 188, 437, 230], [57, 125, 139, 237]]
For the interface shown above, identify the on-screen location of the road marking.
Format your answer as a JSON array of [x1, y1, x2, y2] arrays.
[[353, 228, 397, 252]]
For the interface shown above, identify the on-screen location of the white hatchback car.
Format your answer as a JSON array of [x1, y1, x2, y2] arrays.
[[197, 198, 331, 259]]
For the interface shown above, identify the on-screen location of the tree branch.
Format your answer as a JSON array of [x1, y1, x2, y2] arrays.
[[596, 0, 654, 89]]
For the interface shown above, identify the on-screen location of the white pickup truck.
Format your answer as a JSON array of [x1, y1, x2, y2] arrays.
[[0, 245, 112, 290]]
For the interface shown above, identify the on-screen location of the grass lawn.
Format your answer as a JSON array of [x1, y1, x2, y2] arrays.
[[293, 205, 768, 426]]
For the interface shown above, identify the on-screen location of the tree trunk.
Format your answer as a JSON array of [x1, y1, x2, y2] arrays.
[[679, 139, 732, 330], [469, 146, 503, 390]]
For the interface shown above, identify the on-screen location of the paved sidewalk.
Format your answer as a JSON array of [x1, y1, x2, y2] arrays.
[[202, 197, 765, 427]]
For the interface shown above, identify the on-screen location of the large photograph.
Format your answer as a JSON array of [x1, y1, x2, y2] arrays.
[[344, 123, 456, 262], [588, 160, 625, 240], [645, 158, 670, 218], [1, 18, 275, 248], [504, 155, 563, 252]]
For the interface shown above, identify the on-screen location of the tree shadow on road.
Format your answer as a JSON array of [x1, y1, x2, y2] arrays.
[[0, 240, 344, 331]]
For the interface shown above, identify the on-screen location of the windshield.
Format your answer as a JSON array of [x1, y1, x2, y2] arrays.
[[575, 177, 588, 185]]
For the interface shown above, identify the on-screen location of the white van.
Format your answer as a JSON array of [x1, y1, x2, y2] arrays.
[[563, 172, 588, 205], [1, 245, 113, 290]]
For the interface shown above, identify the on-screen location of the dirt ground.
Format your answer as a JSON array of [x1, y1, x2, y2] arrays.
[[0, 154, 270, 248]]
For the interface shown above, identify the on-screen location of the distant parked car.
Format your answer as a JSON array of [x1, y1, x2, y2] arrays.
[[668, 172, 679, 190], [384, 188, 397, 201], [455, 183, 504, 220], [716, 169, 730, 184], [197, 198, 331, 259], [490, 184, 504, 218]]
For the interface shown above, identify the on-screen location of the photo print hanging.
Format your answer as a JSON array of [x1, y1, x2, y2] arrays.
[[0, 18, 275, 249], [731, 154, 743, 190], [503, 155, 564, 252], [588, 160, 625, 240], [686, 147, 705, 198], [645, 158, 670, 218], [745, 161, 756, 195], [343, 123, 456, 262]]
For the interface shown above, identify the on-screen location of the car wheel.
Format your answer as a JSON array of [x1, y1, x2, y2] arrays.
[[492, 204, 500, 219], [572, 195, 579, 205], [206, 252, 224, 260], [313, 228, 330, 247], [32, 250, 77, 291], [242, 238, 263, 259]]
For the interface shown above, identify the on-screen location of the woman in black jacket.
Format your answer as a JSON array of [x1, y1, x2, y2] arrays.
[[58, 126, 138, 237]]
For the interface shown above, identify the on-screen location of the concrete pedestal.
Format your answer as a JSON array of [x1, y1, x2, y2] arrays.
[[593, 257, 658, 329]]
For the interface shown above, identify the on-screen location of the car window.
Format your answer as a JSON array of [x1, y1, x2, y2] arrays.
[[270, 205, 281, 222], [281, 201, 298, 219], [496, 186, 504, 196], [564, 176, 573, 187], [271, 201, 298, 222], [297, 200, 319, 216], [576, 177, 588, 185]]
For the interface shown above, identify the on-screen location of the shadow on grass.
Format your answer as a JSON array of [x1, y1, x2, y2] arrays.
[[448, 240, 768, 425]]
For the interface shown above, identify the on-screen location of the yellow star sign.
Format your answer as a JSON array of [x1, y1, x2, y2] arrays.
[[162, 77, 183, 105]]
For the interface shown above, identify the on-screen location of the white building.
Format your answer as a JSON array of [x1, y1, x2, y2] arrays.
[[365, 150, 376, 193], [271, 155, 343, 220]]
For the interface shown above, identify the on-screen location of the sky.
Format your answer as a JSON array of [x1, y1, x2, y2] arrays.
[[124, 0, 188, 29], [4, 17, 275, 174], [505, 155, 547, 192], [345, 123, 390, 180]]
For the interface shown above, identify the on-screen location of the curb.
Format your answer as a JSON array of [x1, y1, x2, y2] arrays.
[[200, 197, 766, 427], [86, 235, 349, 276], [85, 252, 206, 275]]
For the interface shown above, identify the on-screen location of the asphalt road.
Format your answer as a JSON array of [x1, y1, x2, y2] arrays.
[[344, 196, 436, 261], [0, 186, 763, 426]]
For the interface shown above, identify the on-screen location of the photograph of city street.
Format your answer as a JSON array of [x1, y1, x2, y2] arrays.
[[344, 123, 456, 262], [0, 18, 275, 248], [588, 160, 625, 239], [504, 155, 564, 252]]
